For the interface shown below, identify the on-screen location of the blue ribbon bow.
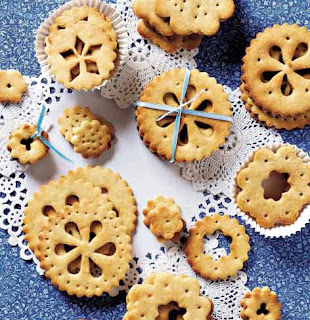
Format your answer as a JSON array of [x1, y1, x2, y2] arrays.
[[31, 105, 73, 163], [136, 69, 233, 163]]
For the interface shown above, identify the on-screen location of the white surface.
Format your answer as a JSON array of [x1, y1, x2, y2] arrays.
[[25, 89, 203, 256]]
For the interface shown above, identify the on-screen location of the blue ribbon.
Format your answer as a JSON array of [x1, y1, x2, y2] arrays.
[[136, 69, 233, 163], [31, 105, 73, 163]]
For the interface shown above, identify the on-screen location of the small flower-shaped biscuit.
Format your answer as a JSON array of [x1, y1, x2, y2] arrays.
[[7, 124, 49, 165], [0, 70, 27, 103], [240, 287, 282, 320]]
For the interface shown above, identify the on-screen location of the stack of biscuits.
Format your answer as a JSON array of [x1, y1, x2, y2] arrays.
[[58, 105, 114, 158], [241, 23, 310, 130], [133, 0, 235, 53], [23, 166, 137, 298]]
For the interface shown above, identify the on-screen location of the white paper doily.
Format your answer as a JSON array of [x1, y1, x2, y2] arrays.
[[100, 0, 198, 108], [0, 75, 69, 178], [178, 87, 284, 197]]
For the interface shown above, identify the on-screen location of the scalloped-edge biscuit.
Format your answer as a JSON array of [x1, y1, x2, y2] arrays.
[[0, 70, 27, 103]]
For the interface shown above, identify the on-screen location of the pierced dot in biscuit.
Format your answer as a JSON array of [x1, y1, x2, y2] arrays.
[[7, 83, 12, 88], [65, 194, 79, 206], [42, 205, 55, 217]]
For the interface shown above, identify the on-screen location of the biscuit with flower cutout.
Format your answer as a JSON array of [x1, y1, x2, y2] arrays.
[[7, 124, 49, 165], [70, 119, 112, 158], [235, 145, 310, 228], [240, 287, 282, 320], [65, 166, 137, 236], [240, 82, 310, 130], [155, 0, 235, 36], [37, 200, 132, 298], [185, 214, 250, 280], [123, 273, 213, 320], [23, 178, 112, 257], [45, 19, 117, 90], [136, 68, 232, 162], [242, 24, 310, 117], [137, 20, 202, 53], [0, 70, 27, 103]]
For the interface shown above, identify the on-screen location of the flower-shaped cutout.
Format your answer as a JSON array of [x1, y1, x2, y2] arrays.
[[136, 69, 232, 162], [242, 24, 310, 116], [37, 200, 132, 298], [45, 18, 117, 90]]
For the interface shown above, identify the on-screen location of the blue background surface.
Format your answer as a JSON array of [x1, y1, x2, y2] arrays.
[[0, 0, 310, 319]]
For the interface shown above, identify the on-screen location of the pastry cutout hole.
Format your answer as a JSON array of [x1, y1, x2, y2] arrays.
[[163, 17, 170, 23], [82, 16, 89, 21], [70, 64, 80, 82], [7, 83, 12, 88], [21, 137, 34, 151], [101, 187, 108, 194], [86, 60, 99, 74], [185, 85, 197, 101], [113, 206, 119, 217], [293, 43, 308, 60], [96, 242, 116, 256], [89, 221, 102, 241], [260, 71, 280, 83], [42, 205, 55, 217], [65, 222, 81, 240], [157, 116, 176, 128], [262, 171, 290, 201], [65, 195, 79, 206], [177, 124, 188, 146], [55, 243, 77, 255], [68, 255, 81, 274], [257, 303, 269, 315], [195, 121, 213, 137], [269, 46, 284, 63], [89, 258, 102, 277], [295, 68, 310, 79], [86, 45, 102, 56], [75, 37, 85, 55], [281, 74, 293, 96], [195, 100, 212, 112], [163, 92, 179, 107], [60, 49, 75, 60], [204, 231, 231, 260], [157, 302, 186, 320]]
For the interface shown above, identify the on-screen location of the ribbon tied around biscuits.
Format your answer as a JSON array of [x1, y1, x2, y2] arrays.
[[136, 69, 233, 162]]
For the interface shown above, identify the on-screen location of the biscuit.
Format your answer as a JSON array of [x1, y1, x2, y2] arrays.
[[0, 70, 27, 103], [7, 124, 49, 165], [45, 15, 117, 90], [123, 273, 213, 320], [155, 0, 235, 36], [156, 302, 185, 320], [240, 287, 282, 320], [71, 119, 112, 158], [242, 24, 310, 117], [143, 196, 185, 242], [65, 166, 137, 235], [23, 178, 112, 257], [136, 68, 232, 162], [235, 145, 310, 228], [240, 82, 310, 130], [134, 0, 174, 36], [185, 214, 250, 280], [37, 201, 132, 298], [137, 20, 202, 53]]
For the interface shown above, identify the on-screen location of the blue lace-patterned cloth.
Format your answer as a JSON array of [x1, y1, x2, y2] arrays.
[[0, 0, 309, 319]]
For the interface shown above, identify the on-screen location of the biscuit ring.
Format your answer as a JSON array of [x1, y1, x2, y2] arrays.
[[123, 273, 213, 320], [65, 166, 137, 235], [7, 124, 49, 165], [0, 70, 27, 103], [236, 145, 310, 228], [37, 201, 132, 298], [185, 214, 250, 280], [155, 0, 235, 36], [242, 24, 310, 117], [240, 287, 282, 320], [240, 82, 310, 130], [45, 17, 117, 90], [136, 68, 232, 162], [24, 178, 112, 257]]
